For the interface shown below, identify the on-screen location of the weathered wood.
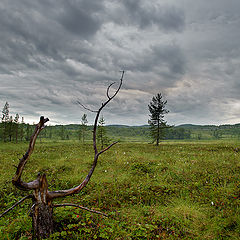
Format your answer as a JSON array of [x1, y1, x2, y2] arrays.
[[32, 174, 53, 239], [32, 203, 53, 239], [12, 116, 49, 190]]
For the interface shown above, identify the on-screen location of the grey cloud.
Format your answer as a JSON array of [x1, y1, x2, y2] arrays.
[[0, 3, 62, 70], [0, 0, 105, 73], [116, 44, 185, 73], [113, 43, 186, 92], [113, 0, 185, 32], [150, 44, 185, 75], [58, 0, 104, 37]]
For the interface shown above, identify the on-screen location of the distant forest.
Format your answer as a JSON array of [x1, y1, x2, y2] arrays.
[[1, 122, 240, 143], [1, 101, 240, 143]]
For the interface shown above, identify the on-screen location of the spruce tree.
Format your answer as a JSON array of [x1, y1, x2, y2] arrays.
[[14, 113, 19, 143], [148, 93, 169, 146], [79, 114, 88, 143], [97, 115, 109, 149]]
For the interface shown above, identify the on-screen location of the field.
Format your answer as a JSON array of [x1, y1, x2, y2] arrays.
[[0, 140, 240, 239]]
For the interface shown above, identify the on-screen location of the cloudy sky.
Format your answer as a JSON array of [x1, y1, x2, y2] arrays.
[[0, 0, 240, 126]]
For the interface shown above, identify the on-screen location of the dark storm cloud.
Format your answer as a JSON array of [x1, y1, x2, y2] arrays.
[[57, 0, 104, 37], [111, 0, 185, 32]]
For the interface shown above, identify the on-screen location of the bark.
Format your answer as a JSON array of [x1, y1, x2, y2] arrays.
[[32, 174, 53, 239], [32, 203, 53, 239]]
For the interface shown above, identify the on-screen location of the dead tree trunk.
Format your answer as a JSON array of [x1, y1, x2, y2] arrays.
[[1, 71, 124, 239], [32, 174, 54, 239]]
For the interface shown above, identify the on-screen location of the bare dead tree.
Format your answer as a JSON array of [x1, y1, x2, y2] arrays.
[[1, 71, 124, 239]]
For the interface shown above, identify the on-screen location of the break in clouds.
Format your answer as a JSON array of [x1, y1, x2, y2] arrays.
[[0, 0, 240, 126]]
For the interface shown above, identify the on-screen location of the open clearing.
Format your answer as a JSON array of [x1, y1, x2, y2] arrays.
[[0, 141, 240, 239]]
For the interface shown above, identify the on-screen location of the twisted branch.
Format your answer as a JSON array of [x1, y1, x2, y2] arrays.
[[76, 101, 98, 113], [12, 117, 49, 190], [106, 82, 115, 99]]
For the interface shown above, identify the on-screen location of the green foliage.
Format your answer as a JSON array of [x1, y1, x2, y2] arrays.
[[2, 115, 240, 143], [0, 102, 24, 143], [0, 141, 240, 239], [148, 93, 169, 145], [97, 115, 110, 149]]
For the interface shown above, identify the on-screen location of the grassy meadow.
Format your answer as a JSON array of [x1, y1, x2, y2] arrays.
[[0, 140, 240, 239]]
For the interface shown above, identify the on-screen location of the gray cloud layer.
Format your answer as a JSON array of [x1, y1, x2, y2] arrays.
[[0, 0, 240, 125]]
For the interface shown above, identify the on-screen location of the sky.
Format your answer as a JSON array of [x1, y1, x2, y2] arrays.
[[0, 0, 240, 126]]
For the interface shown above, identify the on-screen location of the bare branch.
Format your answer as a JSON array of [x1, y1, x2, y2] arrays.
[[93, 70, 124, 155], [98, 141, 118, 155], [27, 203, 36, 216], [48, 71, 124, 199], [0, 195, 33, 218], [53, 203, 108, 217], [12, 117, 49, 190], [106, 82, 115, 99], [76, 100, 98, 113]]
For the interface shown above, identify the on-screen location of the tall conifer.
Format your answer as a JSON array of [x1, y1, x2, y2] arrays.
[[148, 93, 169, 146]]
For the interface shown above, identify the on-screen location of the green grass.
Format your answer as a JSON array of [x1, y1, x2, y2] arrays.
[[0, 140, 240, 239]]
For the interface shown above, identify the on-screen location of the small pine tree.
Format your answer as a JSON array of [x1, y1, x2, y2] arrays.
[[14, 113, 19, 143], [148, 93, 169, 146], [97, 115, 109, 149], [79, 114, 88, 143]]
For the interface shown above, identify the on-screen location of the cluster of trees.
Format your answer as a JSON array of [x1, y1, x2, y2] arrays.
[[78, 113, 109, 148], [0, 102, 46, 143], [1, 102, 25, 143], [0, 102, 110, 147]]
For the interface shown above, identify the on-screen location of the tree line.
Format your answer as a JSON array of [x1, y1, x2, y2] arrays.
[[2, 100, 237, 144], [0, 102, 110, 147]]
